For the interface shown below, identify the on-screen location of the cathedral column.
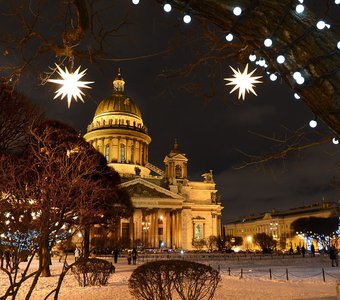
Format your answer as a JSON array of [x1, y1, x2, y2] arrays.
[[126, 138, 131, 163], [178, 211, 182, 248], [165, 210, 171, 248], [139, 142, 143, 166], [129, 215, 134, 246], [117, 137, 121, 162], [133, 140, 138, 164], [173, 211, 178, 248]]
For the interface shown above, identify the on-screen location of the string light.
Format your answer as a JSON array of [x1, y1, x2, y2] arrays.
[[270, 73, 278, 81], [309, 120, 317, 128], [335, 0, 340, 4], [249, 54, 256, 62], [264, 38, 273, 47], [225, 33, 234, 42], [295, 4, 304, 13], [277, 55, 285, 64], [294, 93, 301, 99], [316, 20, 330, 30], [183, 13, 191, 24], [132, 0, 140, 4], [332, 138, 339, 144], [233, 7, 242, 16], [163, 2, 172, 12], [337, 41, 340, 49]]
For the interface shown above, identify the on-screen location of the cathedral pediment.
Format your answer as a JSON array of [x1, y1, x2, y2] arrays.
[[120, 177, 183, 199]]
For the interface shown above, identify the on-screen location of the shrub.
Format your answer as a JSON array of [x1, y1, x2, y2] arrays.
[[128, 260, 220, 300], [71, 258, 115, 287]]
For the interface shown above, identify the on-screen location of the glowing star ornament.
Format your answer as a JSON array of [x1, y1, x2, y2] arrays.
[[224, 64, 262, 100], [48, 64, 94, 108]]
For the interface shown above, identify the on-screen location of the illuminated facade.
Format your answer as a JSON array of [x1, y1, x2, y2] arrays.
[[224, 201, 339, 251], [84, 71, 223, 250]]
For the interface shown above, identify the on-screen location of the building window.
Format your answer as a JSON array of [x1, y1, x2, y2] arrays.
[[120, 144, 126, 163], [195, 224, 203, 240], [175, 164, 182, 178], [105, 144, 109, 162], [131, 144, 134, 163]]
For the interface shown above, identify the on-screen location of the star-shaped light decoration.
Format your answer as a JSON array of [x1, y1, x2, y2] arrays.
[[224, 64, 262, 100], [47, 64, 94, 108]]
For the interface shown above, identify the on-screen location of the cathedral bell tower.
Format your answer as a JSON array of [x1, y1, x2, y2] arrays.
[[163, 139, 188, 184]]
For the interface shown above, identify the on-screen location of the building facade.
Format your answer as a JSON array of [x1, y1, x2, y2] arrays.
[[83, 71, 223, 250], [224, 201, 339, 251]]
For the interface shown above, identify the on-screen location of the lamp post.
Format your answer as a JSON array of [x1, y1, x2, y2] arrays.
[[142, 220, 150, 248]]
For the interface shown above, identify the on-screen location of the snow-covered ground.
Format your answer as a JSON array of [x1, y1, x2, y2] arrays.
[[1, 254, 339, 299]]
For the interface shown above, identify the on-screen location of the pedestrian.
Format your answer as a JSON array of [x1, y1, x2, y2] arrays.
[[289, 245, 293, 255], [329, 245, 338, 267], [296, 245, 300, 255], [127, 251, 132, 265], [113, 249, 119, 264], [301, 245, 306, 258], [310, 244, 315, 257], [74, 248, 80, 261], [132, 248, 137, 265]]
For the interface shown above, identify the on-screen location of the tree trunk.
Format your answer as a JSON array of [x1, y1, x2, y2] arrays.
[[40, 234, 51, 277], [154, 0, 340, 137], [83, 224, 90, 258]]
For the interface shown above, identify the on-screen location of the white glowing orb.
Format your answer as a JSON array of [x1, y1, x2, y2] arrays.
[[332, 138, 339, 144], [296, 76, 305, 85], [309, 120, 317, 128], [277, 55, 285, 64], [225, 33, 234, 42], [224, 64, 263, 100], [47, 64, 94, 108], [293, 71, 302, 80], [294, 93, 301, 99], [316, 20, 330, 30], [183, 14, 191, 24], [249, 54, 256, 62], [270, 73, 277, 81], [335, 0, 340, 4], [296, 4, 304, 13], [132, 0, 140, 4], [298, 0, 304, 3], [233, 7, 242, 16], [264, 38, 273, 47], [337, 41, 340, 49], [163, 3, 172, 12], [258, 58, 266, 67]]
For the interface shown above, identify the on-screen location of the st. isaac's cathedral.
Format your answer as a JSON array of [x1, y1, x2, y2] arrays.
[[83, 71, 223, 250]]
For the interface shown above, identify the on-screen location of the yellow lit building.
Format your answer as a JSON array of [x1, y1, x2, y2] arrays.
[[224, 201, 339, 251], [83, 70, 223, 250]]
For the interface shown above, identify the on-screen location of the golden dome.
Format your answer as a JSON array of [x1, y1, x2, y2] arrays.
[[94, 94, 142, 118]]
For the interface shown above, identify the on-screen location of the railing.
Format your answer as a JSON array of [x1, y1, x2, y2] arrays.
[[87, 123, 148, 134]]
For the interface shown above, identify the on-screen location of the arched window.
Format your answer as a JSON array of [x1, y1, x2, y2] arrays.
[[105, 145, 110, 162], [120, 144, 126, 163]]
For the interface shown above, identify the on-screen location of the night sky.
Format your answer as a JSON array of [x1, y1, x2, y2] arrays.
[[2, 0, 339, 223]]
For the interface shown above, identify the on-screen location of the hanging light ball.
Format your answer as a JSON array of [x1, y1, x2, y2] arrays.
[[296, 4, 304, 13], [276, 55, 285, 64], [183, 14, 191, 24], [332, 138, 339, 144], [225, 33, 234, 42], [258, 58, 266, 67], [163, 3, 172, 12], [264, 38, 273, 47], [296, 76, 305, 85], [335, 0, 340, 4], [316, 20, 326, 30], [337, 41, 340, 49], [249, 54, 256, 62], [309, 120, 317, 128], [294, 93, 301, 99], [132, 0, 140, 4], [233, 7, 242, 16], [298, 0, 304, 3], [270, 73, 278, 81], [293, 71, 302, 80]]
